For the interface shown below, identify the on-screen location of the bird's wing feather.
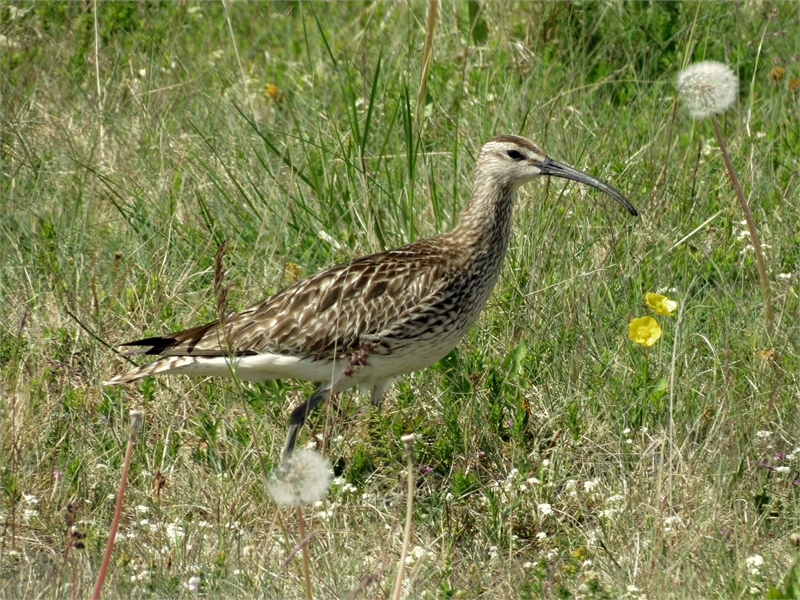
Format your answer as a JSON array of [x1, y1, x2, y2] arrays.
[[120, 237, 458, 359]]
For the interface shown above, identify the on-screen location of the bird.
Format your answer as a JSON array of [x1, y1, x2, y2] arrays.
[[106, 134, 637, 468]]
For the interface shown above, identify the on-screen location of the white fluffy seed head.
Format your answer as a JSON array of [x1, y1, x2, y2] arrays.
[[676, 61, 738, 118], [267, 450, 332, 506]]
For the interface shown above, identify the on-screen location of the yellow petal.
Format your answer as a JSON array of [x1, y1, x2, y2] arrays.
[[628, 316, 662, 347], [645, 292, 678, 316]]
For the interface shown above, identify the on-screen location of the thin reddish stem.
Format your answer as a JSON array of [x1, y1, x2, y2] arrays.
[[91, 411, 142, 600], [710, 115, 773, 335]]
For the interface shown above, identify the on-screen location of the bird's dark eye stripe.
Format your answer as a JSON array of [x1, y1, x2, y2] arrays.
[[506, 149, 524, 160]]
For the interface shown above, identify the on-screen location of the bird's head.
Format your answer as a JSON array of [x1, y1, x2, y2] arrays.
[[478, 135, 638, 216]]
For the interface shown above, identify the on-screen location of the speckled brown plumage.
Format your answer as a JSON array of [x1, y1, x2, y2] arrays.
[[106, 135, 637, 466]]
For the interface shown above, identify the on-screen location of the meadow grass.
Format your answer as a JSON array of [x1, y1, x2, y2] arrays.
[[1, 2, 799, 598]]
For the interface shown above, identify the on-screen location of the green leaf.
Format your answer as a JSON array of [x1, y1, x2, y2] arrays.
[[467, 0, 488, 45]]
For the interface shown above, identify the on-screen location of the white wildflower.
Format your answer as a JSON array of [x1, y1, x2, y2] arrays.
[[676, 61, 738, 118], [166, 522, 185, 542], [536, 531, 547, 540], [186, 574, 201, 591], [746, 554, 764, 575], [776, 466, 790, 473], [756, 430, 772, 439], [267, 450, 332, 506], [406, 545, 431, 566], [538, 503, 553, 516], [583, 478, 600, 493], [22, 508, 38, 521]]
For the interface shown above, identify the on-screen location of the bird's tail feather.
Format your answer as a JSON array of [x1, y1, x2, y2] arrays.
[[104, 356, 199, 385]]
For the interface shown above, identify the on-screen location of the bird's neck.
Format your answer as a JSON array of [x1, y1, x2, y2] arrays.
[[451, 172, 516, 255]]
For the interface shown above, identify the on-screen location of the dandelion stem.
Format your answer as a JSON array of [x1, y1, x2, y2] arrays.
[[296, 507, 313, 600], [392, 434, 417, 600], [709, 115, 774, 335], [91, 410, 143, 600]]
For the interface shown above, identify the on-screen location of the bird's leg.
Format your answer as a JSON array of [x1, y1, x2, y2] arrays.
[[280, 383, 332, 468], [370, 379, 391, 407]]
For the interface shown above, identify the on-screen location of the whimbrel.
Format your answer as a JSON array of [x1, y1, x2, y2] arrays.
[[106, 135, 637, 467]]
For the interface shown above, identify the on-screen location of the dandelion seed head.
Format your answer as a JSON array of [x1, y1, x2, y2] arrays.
[[267, 450, 332, 506], [676, 61, 738, 118]]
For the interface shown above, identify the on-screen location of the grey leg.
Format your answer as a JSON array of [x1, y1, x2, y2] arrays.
[[370, 379, 391, 407], [281, 383, 332, 468]]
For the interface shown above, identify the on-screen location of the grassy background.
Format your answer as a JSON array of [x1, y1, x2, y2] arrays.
[[2, 1, 799, 597]]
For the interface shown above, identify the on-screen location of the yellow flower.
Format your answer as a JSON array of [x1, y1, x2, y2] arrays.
[[645, 292, 677, 316], [265, 83, 281, 100], [628, 316, 662, 347], [769, 66, 786, 84], [284, 261, 302, 282]]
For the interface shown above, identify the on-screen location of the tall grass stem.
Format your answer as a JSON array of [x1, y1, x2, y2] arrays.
[[416, 0, 438, 123], [391, 434, 417, 600]]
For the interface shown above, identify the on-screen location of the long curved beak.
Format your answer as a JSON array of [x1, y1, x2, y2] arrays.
[[538, 157, 638, 217]]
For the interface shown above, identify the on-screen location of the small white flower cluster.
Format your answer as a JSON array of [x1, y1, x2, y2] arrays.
[[784, 448, 800, 461], [314, 500, 337, 521], [489, 467, 542, 496], [599, 493, 625, 519], [138, 519, 158, 533], [331, 476, 358, 495], [405, 545, 433, 566], [676, 61, 738, 118], [22, 493, 39, 522], [746, 553, 764, 575], [186, 574, 201, 592], [734, 221, 771, 256], [538, 503, 553, 517], [130, 570, 149, 583], [583, 478, 600, 493], [166, 522, 185, 543], [662, 515, 684, 533]]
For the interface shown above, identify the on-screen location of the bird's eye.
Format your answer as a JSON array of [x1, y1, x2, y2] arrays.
[[506, 149, 524, 161]]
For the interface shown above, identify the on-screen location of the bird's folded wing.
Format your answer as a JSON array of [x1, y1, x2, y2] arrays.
[[119, 240, 455, 359]]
